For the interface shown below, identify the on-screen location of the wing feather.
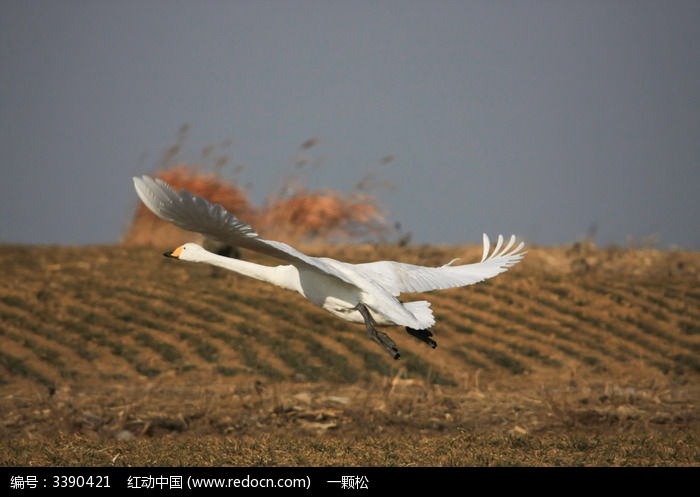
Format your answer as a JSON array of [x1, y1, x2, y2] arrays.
[[481, 232, 490, 262], [355, 233, 526, 296], [133, 176, 354, 284]]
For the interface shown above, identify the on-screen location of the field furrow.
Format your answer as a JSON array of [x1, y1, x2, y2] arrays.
[[431, 291, 611, 370], [500, 284, 682, 373]]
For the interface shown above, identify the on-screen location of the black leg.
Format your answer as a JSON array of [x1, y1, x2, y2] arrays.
[[355, 303, 400, 360], [406, 327, 437, 349]]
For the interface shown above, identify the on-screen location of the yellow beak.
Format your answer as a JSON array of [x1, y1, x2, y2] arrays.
[[163, 245, 184, 258]]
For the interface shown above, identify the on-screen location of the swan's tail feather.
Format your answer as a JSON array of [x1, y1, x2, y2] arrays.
[[403, 300, 436, 329]]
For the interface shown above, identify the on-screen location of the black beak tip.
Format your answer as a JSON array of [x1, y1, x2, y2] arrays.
[[163, 251, 174, 258]]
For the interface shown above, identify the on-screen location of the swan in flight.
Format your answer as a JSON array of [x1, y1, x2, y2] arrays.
[[133, 175, 526, 359]]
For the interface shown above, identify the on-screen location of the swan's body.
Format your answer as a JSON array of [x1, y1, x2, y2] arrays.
[[134, 175, 526, 359]]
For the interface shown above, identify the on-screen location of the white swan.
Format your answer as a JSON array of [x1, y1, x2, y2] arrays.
[[133, 175, 526, 359]]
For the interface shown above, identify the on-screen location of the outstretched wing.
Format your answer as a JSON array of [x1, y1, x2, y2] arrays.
[[353, 234, 526, 296], [132, 175, 355, 283]]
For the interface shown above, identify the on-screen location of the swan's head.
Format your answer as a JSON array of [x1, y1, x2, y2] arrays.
[[163, 242, 207, 262]]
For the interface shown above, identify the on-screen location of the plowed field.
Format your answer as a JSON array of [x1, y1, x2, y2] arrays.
[[1, 242, 698, 465]]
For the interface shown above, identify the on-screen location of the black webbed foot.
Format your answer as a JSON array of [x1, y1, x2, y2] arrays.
[[406, 327, 437, 349]]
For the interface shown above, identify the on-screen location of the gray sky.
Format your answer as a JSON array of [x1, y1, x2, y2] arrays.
[[2, 1, 699, 249]]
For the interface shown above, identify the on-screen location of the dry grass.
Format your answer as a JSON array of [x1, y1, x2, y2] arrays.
[[122, 129, 393, 247], [3, 431, 697, 466], [256, 188, 387, 243], [122, 165, 390, 248], [1, 375, 698, 466]]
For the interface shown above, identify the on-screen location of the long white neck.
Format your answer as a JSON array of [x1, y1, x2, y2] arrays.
[[190, 248, 297, 291]]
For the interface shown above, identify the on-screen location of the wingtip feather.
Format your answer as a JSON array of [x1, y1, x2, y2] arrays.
[[480, 233, 527, 263], [493, 234, 504, 255], [481, 233, 490, 262]]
